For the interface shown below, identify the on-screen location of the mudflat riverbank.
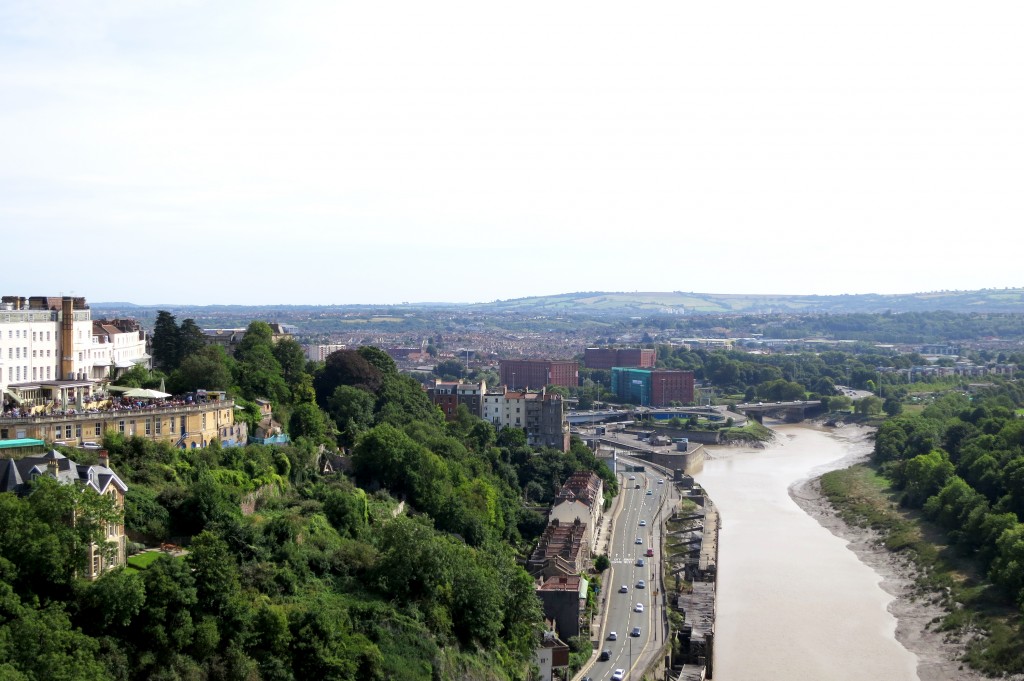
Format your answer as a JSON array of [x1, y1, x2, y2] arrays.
[[790, 426, 1023, 681]]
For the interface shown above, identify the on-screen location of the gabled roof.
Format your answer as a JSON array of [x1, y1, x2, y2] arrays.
[[0, 450, 127, 496]]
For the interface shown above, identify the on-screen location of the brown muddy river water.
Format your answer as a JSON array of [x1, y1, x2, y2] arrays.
[[696, 423, 920, 681]]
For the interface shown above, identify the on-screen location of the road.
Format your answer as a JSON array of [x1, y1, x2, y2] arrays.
[[582, 457, 673, 681]]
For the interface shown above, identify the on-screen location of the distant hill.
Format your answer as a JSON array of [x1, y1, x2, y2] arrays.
[[469, 288, 1024, 315]]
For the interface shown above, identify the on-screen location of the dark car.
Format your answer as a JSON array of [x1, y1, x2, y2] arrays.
[[599, 649, 612, 661]]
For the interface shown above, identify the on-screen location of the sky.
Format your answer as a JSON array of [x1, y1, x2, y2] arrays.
[[2, 1, 1023, 305]]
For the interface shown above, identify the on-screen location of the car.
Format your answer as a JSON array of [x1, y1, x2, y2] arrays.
[[631, 627, 642, 637], [634, 602, 644, 612], [608, 631, 618, 640], [612, 670, 626, 681], [636, 558, 645, 567], [636, 579, 646, 589], [599, 649, 612, 661], [646, 547, 654, 556], [635, 483, 641, 489], [582, 677, 592, 681], [635, 537, 643, 545], [639, 519, 646, 526], [628, 475, 636, 480], [619, 584, 628, 593], [646, 490, 653, 495], [657, 478, 664, 484]]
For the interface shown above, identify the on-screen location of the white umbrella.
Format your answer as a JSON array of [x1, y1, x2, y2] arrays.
[[123, 388, 171, 399]]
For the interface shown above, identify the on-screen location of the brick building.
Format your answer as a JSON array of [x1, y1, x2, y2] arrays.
[[584, 347, 656, 370], [499, 359, 578, 390], [426, 380, 486, 420]]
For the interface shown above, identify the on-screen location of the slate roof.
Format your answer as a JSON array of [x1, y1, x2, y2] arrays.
[[0, 450, 127, 496]]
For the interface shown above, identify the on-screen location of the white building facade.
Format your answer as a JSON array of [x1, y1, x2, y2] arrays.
[[0, 296, 148, 412]]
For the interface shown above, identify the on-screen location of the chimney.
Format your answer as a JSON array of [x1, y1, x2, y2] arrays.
[[61, 297, 74, 380], [98, 450, 109, 468], [46, 457, 59, 477]]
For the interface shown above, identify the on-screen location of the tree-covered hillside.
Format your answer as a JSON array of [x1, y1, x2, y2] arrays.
[[0, 320, 617, 680]]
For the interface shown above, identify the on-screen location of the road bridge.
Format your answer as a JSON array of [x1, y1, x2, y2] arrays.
[[733, 400, 825, 423]]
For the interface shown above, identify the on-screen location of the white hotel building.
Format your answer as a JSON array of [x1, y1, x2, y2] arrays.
[[0, 296, 149, 412]]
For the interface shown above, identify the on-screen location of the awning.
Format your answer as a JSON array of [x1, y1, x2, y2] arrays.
[[114, 359, 136, 368]]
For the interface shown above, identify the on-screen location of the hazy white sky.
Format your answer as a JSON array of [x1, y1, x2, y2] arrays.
[[2, 1, 1022, 305]]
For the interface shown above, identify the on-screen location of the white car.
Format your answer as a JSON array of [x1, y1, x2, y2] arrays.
[[608, 631, 618, 641], [612, 670, 625, 681], [635, 537, 643, 545], [639, 519, 647, 527], [634, 602, 644, 612], [619, 584, 628, 593], [657, 479, 664, 484]]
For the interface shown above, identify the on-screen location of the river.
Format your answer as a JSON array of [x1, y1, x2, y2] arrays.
[[695, 423, 920, 681]]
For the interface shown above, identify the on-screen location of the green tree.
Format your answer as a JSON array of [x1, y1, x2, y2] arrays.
[[327, 385, 376, 448], [289, 403, 331, 443], [883, 397, 903, 416], [177, 318, 206, 364], [314, 350, 383, 405], [169, 345, 233, 394], [273, 338, 308, 387], [187, 531, 241, 618], [151, 310, 180, 372], [432, 359, 466, 380], [901, 449, 954, 507]]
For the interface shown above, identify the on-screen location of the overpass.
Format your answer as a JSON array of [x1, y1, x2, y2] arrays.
[[733, 400, 825, 423]]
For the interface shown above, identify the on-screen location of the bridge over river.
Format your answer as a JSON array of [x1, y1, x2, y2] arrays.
[[732, 400, 825, 423]]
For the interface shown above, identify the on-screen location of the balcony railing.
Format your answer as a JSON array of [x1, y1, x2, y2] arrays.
[[0, 400, 235, 424]]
